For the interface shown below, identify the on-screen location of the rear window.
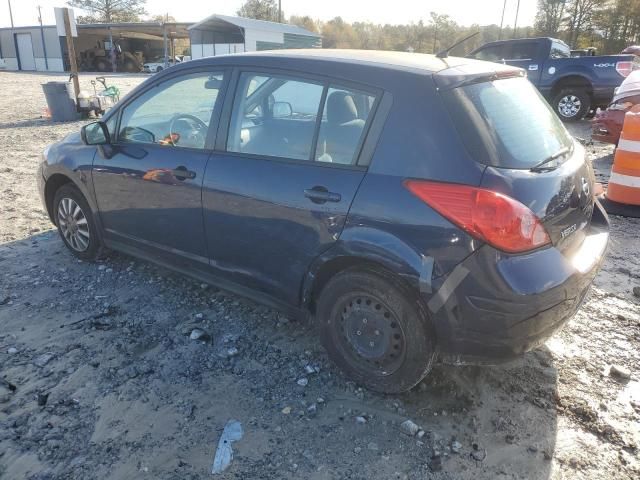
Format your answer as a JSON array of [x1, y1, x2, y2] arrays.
[[550, 41, 570, 59], [441, 77, 573, 168]]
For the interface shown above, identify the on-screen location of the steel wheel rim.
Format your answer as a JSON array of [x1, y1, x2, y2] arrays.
[[558, 95, 581, 117], [57, 197, 90, 252], [335, 294, 406, 376]]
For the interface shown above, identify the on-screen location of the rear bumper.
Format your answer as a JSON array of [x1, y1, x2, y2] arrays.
[[429, 201, 609, 364]]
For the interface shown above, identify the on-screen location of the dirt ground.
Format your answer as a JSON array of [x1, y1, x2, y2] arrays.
[[0, 71, 638, 480]]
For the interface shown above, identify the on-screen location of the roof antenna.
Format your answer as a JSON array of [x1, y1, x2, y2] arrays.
[[436, 31, 480, 59]]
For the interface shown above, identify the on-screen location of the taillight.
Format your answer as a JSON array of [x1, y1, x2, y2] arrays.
[[616, 61, 633, 77], [404, 180, 550, 253]]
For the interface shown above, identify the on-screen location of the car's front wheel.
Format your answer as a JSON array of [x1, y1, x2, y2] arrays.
[[53, 184, 102, 261], [552, 88, 591, 122], [317, 268, 436, 393]]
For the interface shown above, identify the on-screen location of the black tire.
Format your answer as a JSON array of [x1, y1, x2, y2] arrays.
[[95, 59, 110, 72], [317, 268, 436, 393], [156, 66, 163, 72], [53, 184, 102, 261], [552, 88, 591, 122]]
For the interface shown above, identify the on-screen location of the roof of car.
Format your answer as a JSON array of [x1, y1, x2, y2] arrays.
[[183, 49, 519, 77]]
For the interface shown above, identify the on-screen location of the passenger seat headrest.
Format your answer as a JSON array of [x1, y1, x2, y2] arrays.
[[327, 91, 359, 125]]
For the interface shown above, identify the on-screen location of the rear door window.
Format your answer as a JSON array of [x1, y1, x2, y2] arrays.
[[441, 77, 573, 168], [550, 41, 570, 59], [470, 44, 506, 62], [227, 73, 377, 165], [506, 42, 538, 60], [315, 86, 376, 164], [227, 72, 324, 160]]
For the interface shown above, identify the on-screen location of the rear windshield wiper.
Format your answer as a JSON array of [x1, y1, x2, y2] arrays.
[[530, 146, 571, 172]]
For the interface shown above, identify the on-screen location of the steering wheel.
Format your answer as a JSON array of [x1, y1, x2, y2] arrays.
[[167, 114, 208, 147]]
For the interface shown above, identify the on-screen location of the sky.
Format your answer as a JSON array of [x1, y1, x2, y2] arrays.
[[1, 0, 537, 29]]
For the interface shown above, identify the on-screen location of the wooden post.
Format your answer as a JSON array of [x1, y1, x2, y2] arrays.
[[63, 7, 80, 105]]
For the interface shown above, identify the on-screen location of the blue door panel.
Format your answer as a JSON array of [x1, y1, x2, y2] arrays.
[[202, 154, 366, 304], [92, 144, 210, 263]]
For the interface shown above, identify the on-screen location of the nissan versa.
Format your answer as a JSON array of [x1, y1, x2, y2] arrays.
[[38, 50, 609, 393]]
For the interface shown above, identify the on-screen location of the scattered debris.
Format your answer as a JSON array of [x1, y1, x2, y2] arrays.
[[304, 365, 320, 375], [429, 454, 442, 472], [400, 419, 420, 436], [470, 443, 487, 466], [281, 406, 292, 415], [610, 365, 631, 379], [451, 440, 462, 453], [189, 328, 210, 341], [61, 305, 119, 329], [33, 353, 55, 368], [211, 419, 243, 474], [296, 378, 308, 387], [355, 416, 367, 425], [7, 347, 18, 354], [37, 392, 49, 406], [1, 378, 16, 392], [227, 347, 239, 357], [633, 286, 640, 298]]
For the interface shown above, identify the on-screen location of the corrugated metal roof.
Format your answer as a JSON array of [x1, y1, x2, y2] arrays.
[[188, 14, 320, 38]]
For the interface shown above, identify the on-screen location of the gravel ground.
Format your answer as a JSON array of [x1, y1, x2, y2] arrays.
[[0, 71, 639, 480]]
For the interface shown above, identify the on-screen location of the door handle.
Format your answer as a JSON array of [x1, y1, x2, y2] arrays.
[[304, 186, 341, 204], [172, 166, 196, 180]]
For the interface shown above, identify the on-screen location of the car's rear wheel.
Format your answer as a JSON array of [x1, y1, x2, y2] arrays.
[[553, 88, 591, 122], [317, 268, 436, 393], [156, 66, 163, 72], [53, 184, 102, 261]]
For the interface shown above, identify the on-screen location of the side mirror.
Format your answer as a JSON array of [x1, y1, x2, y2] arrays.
[[272, 101, 293, 118], [81, 121, 110, 145]]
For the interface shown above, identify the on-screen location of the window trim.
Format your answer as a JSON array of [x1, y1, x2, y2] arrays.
[[219, 66, 383, 168], [111, 66, 231, 151]]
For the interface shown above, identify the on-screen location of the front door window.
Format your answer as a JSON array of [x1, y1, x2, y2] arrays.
[[118, 72, 224, 149]]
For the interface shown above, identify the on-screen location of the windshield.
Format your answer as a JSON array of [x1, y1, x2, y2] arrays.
[[441, 77, 573, 169]]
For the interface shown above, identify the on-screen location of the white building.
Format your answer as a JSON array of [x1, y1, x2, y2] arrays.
[[189, 14, 321, 59]]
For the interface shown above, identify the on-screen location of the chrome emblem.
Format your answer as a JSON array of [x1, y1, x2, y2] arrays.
[[561, 224, 578, 239], [581, 177, 590, 197]]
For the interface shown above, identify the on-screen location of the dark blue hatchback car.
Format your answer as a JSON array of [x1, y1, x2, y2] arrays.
[[38, 50, 609, 393]]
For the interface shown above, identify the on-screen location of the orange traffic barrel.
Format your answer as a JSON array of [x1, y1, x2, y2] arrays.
[[607, 108, 640, 206]]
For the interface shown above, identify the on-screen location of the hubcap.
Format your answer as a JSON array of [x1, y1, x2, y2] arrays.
[[337, 295, 406, 376], [57, 197, 90, 252], [558, 95, 581, 118]]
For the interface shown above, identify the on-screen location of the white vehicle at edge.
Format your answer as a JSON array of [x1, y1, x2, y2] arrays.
[[143, 55, 190, 73]]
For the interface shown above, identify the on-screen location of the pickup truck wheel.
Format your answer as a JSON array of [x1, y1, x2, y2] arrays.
[[317, 268, 436, 393], [553, 88, 591, 122]]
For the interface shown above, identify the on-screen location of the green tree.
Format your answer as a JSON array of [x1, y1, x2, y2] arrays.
[[148, 14, 176, 23], [237, 0, 281, 22], [321, 17, 359, 48], [289, 15, 318, 34], [67, 0, 147, 23]]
